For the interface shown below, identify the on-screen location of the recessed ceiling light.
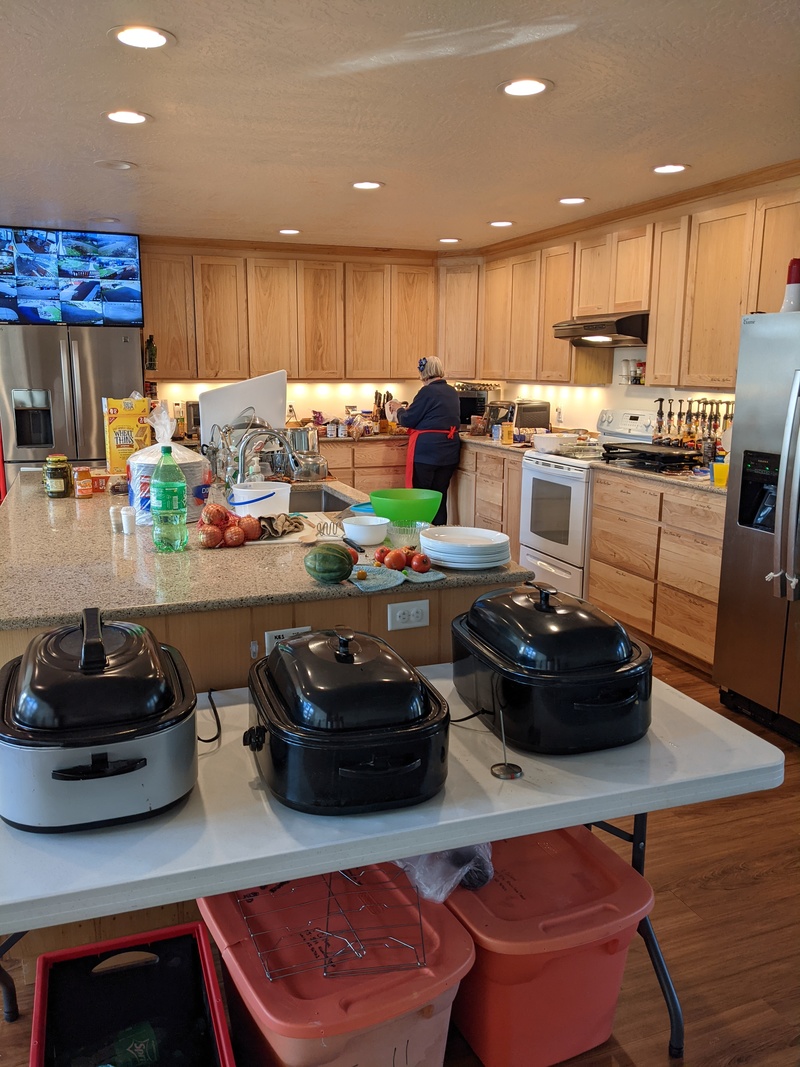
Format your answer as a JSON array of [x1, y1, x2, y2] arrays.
[[88, 217, 120, 224], [104, 110, 150, 125], [93, 159, 138, 170], [489, 221, 514, 227], [499, 78, 553, 97], [279, 229, 301, 235], [653, 164, 689, 174], [439, 238, 460, 243], [352, 181, 384, 190], [559, 197, 588, 205], [108, 25, 176, 49]]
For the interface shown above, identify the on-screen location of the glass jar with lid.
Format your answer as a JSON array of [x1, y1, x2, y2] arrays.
[[42, 454, 73, 498]]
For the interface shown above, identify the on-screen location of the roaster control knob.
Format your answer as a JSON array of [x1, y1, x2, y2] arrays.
[[242, 726, 267, 751]]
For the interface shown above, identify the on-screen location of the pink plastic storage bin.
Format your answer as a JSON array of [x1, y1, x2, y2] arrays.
[[445, 826, 654, 1067], [29, 922, 235, 1067], [197, 863, 475, 1067]]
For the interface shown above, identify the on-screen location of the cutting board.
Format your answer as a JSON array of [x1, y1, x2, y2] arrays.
[[198, 370, 287, 447], [244, 513, 344, 546]]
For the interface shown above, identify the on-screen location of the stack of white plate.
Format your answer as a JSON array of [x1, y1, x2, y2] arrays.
[[419, 527, 511, 570]]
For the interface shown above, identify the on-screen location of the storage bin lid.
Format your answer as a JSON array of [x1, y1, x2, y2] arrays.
[[445, 827, 654, 955], [259, 628, 436, 731], [462, 583, 633, 672], [6, 608, 177, 734]]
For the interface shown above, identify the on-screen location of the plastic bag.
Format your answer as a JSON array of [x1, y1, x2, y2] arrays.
[[127, 403, 212, 525], [394, 844, 493, 903]]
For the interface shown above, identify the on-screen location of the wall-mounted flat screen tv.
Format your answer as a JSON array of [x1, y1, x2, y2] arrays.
[[0, 227, 142, 326]]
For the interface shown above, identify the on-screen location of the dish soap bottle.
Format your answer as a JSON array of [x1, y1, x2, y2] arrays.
[[150, 446, 188, 552]]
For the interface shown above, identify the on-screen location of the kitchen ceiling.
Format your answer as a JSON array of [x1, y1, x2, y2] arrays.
[[3, 0, 799, 252]]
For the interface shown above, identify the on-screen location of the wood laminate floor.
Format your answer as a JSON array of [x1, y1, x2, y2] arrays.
[[1, 650, 798, 1066]]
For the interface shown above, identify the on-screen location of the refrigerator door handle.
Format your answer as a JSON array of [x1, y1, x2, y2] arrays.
[[60, 337, 78, 456], [785, 387, 800, 601], [70, 338, 85, 453], [768, 368, 800, 598]]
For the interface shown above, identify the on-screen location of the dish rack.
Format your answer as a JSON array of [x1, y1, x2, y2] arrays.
[[234, 866, 427, 982]]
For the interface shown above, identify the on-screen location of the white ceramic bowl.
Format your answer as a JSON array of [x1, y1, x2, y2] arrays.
[[341, 514, 391, 546], [532, 433, 579, 453]]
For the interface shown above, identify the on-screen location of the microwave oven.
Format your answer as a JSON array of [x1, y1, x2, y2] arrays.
[[453, 383, 500, 429], [486, 400, 551, 431]]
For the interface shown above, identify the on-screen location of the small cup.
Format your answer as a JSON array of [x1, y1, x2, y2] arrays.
[[109, 505, 123, 533], [711, 462, 730, 488], [120, 505, 137, 534]]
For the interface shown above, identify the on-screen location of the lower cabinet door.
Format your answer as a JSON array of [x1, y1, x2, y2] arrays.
[[654, 584, 718, 665], [587, 558, 655, 634]]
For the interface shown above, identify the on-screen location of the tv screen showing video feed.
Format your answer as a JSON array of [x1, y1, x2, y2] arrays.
[[0, 228, 142, 326]]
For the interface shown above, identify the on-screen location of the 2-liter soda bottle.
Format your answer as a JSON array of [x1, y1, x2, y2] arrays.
[[150, 445, 188, 552]]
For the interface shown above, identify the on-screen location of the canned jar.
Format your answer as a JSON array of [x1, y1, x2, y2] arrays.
[[42, 455, 73, 499], [74, 466, 93, 497]]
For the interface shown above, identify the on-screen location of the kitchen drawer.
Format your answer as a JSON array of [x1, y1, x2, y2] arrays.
[[319, 440, 354, 465], [661, 488, 726, 538], [472, 510, 503, 532], [458, 447, 478, 473], [587, 558, 655, 634], [654, 584, 718, 665], [475, 473, 504, 525], [658, 526, 723, 603], [590, 507, 660, 580], [592, 472, 662, 521], [354, 439, 408, 468], [476, 452, 505, 481], [353, 467, 406, 491]]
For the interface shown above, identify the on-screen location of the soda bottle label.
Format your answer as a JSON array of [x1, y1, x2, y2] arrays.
[[151, 485, 186, 511]]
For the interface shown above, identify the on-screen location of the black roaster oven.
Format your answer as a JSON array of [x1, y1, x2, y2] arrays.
[[451, 582, 652, 754], [245, 627, 449, 814]]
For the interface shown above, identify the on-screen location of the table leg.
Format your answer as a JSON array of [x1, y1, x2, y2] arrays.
[[592, 816, 685, 1059], [0, 932, 26, 1022]]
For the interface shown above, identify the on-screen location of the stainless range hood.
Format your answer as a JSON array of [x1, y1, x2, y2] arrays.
[[553, 313, 648, 347]]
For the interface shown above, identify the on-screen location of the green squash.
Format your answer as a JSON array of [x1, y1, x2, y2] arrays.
[[304, 543, 354, 584]]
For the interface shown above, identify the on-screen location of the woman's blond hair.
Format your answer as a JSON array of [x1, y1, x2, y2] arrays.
[[419, 356, 444, 381]]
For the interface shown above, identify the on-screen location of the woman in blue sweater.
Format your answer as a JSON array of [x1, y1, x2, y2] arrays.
[[394, 357, 461, 525]]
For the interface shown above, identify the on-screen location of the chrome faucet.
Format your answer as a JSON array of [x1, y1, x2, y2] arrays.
[[236, 428, 299, 483]]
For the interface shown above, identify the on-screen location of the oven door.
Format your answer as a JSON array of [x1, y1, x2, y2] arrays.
[[519, 455, 590, 568]]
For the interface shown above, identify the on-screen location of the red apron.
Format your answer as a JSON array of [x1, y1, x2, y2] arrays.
[[405, 426, 458, 488]]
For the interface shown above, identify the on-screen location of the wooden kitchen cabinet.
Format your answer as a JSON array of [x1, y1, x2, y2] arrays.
[[296, 261, 344, 379], [572, 225, 652, 316], [193, 255, 249, 378], [480, 253, 541, 382], [748, 189, 800, 313], [573, 234, 611, 316], [141, 252, 197, 379], [474, 451, 505, 530], [536, 244, 574, 383], [352, 437, 407, 490], [390, 265, 436, 377], [680, 199, 756, 388], [318, 439, 354, 484], [246, 258, 299, 378], [438, 261, 479, 380], [646, 217, 691, 387], [479, 259, 511, 380], [345, 263, 391, 379], [448, 447, 476, 527], [503, 453, 523, 562]]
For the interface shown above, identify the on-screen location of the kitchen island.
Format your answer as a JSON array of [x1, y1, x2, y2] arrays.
[[0, 472, 534, 689]]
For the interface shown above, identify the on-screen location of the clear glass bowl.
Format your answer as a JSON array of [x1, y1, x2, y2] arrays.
[[387, 521, 430, 549]]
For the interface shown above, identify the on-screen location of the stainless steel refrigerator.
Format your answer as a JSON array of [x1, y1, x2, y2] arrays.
[[0, 324, 143, 487], [713, 312, 800, 736]]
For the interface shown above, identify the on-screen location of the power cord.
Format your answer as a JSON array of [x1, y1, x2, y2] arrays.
[[197, 688, 222, 743]]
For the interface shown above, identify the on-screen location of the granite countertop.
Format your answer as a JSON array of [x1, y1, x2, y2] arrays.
[[589, 459, 728, 495], [0, 473, 532, 631]]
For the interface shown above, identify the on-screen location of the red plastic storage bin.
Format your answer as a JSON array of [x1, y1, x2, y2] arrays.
[[198, 864, 475, 1067], [29, 922, 235, 1067], [445, 826, 654, 1067]]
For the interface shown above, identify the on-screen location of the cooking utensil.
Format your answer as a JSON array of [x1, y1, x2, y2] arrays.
[[342, 536, 365, 553], [316, 520, 342, 536]]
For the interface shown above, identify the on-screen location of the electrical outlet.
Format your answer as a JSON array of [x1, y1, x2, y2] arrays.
[[556, 406, 563, 424], [263, 625, 312, 655], [387, 599, 430, 631]]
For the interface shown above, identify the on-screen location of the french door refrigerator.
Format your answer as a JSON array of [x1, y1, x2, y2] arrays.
[[713, 312, 800, 736], [0, 324, 143, 487]]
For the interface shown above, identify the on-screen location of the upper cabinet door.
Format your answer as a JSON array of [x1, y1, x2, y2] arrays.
[[480, 258, 511, 379], [438, 261, 479, 381], [193, 256, 249, 379], [246, 258, 298, 378], [141, 253, 197, 379], [610, 224, 653, 313], [345, 262, 391, 378], [573, 234, 611, 316], [537, 244, 574, 382], [506, 252, 540, 381], [646, 217, 691, 387], [390, 264, 436, 378], [296, 261, 344, 379], [680, 200, 755, 389], [748, 190, 800, 313]]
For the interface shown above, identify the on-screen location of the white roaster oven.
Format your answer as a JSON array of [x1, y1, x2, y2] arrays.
[[519, 409, 656, 597]]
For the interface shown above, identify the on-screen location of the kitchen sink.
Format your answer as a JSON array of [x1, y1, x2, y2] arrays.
[[288, 487, 355, 514]]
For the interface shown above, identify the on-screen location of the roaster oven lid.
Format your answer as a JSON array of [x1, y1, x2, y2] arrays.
[[9, 607, 176, 732], [262, 627, 432, 731], [463, 583, 633, 672]]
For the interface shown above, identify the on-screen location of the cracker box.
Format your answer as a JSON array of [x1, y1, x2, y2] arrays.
[[102, 397, 150, 474]]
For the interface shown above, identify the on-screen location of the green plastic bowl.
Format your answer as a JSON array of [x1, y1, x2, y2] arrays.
[[369, 489, 442, 523]]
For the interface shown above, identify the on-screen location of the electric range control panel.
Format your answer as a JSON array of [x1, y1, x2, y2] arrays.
[[597, 408, 655, 443]]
